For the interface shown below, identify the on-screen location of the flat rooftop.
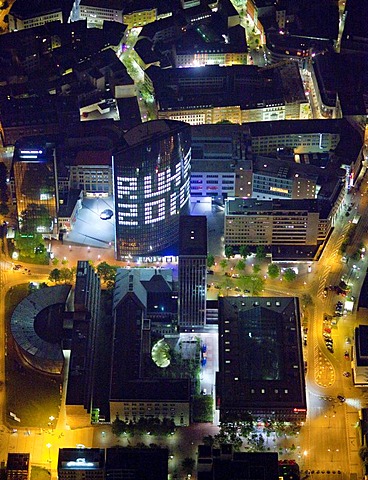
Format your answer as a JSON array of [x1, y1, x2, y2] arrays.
[[217, 296, 306, 412]]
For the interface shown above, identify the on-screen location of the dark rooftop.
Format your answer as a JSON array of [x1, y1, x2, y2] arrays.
[[247, 118, 341, 137], [106, 447, 168, 480], [9, 0, 62, 18], [120, 379, 190, 402], [179, 215, 207, 256], [217, 296, 306, 415], [355, 325, 368, 367]]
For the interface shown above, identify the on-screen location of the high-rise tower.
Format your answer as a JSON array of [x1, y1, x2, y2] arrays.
[[112, 120, 191, 258], [178, 215, 207, 330]]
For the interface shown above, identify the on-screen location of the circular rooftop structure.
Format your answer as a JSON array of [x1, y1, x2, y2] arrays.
[[10, 285, 72, 374]]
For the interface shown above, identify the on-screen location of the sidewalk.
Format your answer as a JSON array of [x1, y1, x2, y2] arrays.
[[51, 240, 117, 268]]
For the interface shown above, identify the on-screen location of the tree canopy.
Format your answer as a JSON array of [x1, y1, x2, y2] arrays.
[[283, 268, 297, 282], [207, 254, 215, 268], [239, 245, 250, 258], [268, 263, 280, 279], [112, 416, 176, 437], [224, 246, 234, 259]]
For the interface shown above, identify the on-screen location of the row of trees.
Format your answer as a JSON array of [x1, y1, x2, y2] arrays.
[[207, 246, 267, 266], [192, 395, 213, 423], [208, 254, 297, 283], [112, 416, 176, 437], [48, 261, 117, 287], [202, 418, 301, 453]]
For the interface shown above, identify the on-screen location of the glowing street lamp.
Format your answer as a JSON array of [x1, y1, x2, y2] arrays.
[[46, 443, 52, 463]]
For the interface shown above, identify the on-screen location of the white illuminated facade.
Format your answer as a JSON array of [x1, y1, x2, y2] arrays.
[[113, 120, 191, 258], [69, 0, 123, 27]]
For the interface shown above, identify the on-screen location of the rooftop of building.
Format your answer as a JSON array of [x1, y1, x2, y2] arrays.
[[191, 159, 247, 173], [147, 65, 306, 110], [9, 0, 63, 18], [175, 21, 247, 55], [113, 267, 174, 311], [105, 447, 168, 479], [198, 448, 280, 480], [72, 150, 112, 166], [134, 38, 160, 65], [58, 189, 83, 218], [6, 453, 30, 471], [266, 0, 339, 41], [80, 0, 123, 9], [122, 0, 161, 14], [342, 0, 368, 48], [217, 296, 306, 413], [118, 119, 190, 149], [226, 197, 332, 218], [116, 97, 142, 132], [119, 378, 191, 402], [62, 119, 122, 149], [179, 215, 208, 256], [355, 325, 368, 367], [58, 448, 105, 470], [252, 156, 319, 182], [247, 118, 341, 137], [10, 285, 72, 373], [148, 62, 306, 111], [139, 15, 185, 41]]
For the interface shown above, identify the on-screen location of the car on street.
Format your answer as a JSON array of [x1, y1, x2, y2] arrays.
[[100, 209, 113, 220], [337, 395, 345, 402]]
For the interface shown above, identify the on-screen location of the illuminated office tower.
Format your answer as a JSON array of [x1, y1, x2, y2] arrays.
[[12, 139, 58, 235], [112, 120, 191, 258]]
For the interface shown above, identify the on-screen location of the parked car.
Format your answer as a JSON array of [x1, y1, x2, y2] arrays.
[[100, 209, 113, 220]]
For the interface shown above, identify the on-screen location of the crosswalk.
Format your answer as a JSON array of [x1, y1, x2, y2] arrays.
[[317, 265, 331, 299], [314, 345, 335, 387]]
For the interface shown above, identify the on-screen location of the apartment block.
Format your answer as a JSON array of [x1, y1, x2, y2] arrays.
[[224, 198, 332, 248]]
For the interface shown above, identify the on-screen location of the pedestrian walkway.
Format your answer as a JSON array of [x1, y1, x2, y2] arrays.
[[51, 241, 116, 268]]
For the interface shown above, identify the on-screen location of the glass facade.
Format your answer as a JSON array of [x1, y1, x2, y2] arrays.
[[113, 120, 191, 258], [13, 142, 58, 234]]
